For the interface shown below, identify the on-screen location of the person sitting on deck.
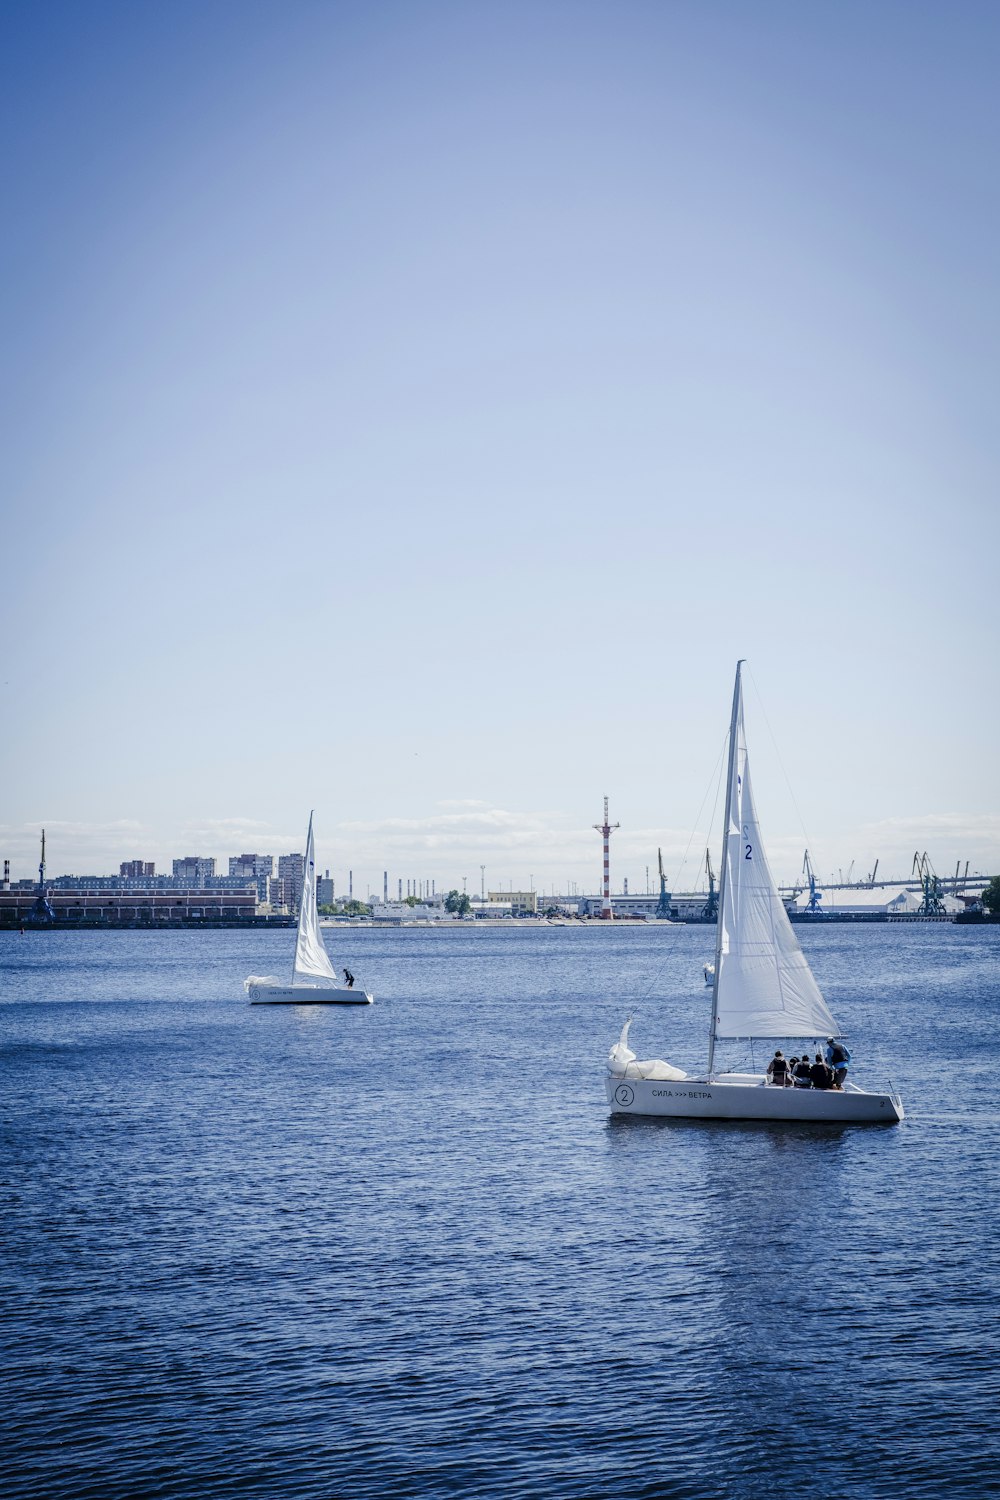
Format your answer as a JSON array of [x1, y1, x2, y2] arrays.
[[766, 1050, 791, 1087], [792, 1056, 813, 1088], [810, 1053, 834, 1090]]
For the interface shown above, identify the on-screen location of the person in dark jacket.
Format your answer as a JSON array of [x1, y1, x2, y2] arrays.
[[810, 1052, 834, 1089], [343, 968, 355, 988], [766, 1050, 790, 1086], [792, 1056, 813, 1088], [825, 1036, 851, 1090]]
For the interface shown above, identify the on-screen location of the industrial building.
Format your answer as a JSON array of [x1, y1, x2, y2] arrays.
[[0, 885, 260, 925]]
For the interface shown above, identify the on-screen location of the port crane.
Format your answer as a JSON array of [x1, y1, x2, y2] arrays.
[[912, 852, 945, 915], [866, 859, 879, 887], [701, 848, 718, 921], [29, 829, 55, 924], [802, 850, 824, 912], [656, 848, 672, 919]]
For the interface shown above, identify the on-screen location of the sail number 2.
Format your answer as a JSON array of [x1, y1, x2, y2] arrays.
[[743, 825, 753, 860]]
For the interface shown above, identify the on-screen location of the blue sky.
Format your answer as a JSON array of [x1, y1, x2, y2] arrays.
[[2, 0, 997, 894]]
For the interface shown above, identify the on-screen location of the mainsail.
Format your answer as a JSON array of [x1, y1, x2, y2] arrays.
[[712, 667, 839, 1042], [292, 812, 339, 985]]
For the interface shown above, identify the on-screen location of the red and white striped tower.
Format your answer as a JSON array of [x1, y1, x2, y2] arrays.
[[593, 796, 620, 919]]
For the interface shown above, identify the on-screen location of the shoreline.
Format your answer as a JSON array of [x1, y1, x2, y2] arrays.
[[0, 906, 983, 930]]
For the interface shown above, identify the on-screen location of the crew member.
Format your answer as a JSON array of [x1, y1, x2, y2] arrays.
[[810, 1052, 834, 1090], [766, 1050, 790, 1087], [825, 1036, 851, 1090]]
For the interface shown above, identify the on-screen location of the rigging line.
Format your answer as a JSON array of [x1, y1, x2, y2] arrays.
[[743, 662, 815, 856], [669, 731, 728, 892], [632, 915, 687, 1002], [634, 724, 728, 1010]]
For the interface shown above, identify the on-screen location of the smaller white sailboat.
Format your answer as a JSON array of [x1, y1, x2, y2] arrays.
[[244, 813, 373, 1005], [607, 663, 902, 1124]]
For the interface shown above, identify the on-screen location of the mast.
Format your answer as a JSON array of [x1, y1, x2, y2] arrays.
[[707, 661, 744, 1077]]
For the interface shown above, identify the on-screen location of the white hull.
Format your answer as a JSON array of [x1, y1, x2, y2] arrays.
[[247, 982, 373, 1005], [606, 1072, 903, 1123]]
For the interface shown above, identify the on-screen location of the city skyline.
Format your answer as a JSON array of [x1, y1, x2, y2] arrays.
[[3, 793, 994, 897], [3, 3, 997, 892]]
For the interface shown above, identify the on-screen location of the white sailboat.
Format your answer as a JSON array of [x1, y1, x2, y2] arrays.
[[607, 663, 902, 1123], [244, 813, 373, 1005]]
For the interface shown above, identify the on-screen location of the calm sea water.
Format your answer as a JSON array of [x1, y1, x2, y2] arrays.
[[2, 922, 998, 1499]]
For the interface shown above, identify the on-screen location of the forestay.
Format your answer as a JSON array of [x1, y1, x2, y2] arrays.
[[292, 812, 339, 985], [714, 671, 839, 1040]]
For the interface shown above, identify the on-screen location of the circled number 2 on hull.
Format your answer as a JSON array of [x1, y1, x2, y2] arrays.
[[614, 1084, 635, 1106]]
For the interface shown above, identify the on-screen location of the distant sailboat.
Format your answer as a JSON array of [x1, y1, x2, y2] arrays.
[[244, 813, 373, 1005], [607, 663, 902, 1123]]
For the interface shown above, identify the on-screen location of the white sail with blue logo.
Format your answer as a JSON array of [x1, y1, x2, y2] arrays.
[[244, 812, 373, 1005]]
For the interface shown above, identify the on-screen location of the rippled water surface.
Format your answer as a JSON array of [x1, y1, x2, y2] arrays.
[[2, 922, 999, 1498]]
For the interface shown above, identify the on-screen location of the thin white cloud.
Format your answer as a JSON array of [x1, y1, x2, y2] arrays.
[[859, 813, 1000, 840], [2, 804, 995, 890], [0, 820, 156, 878]]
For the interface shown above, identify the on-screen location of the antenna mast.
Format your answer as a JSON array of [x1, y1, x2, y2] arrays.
[[592, 796, 620, 920]]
